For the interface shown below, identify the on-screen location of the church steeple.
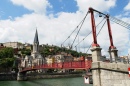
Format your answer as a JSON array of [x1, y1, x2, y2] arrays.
[[33, 29, 39, 53], [34, 29, 39, 44]]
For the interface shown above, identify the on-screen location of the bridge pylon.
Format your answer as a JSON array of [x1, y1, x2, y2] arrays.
[[106, 15, 119, 63], [89, 7, 119, 63], [89, 7, 102, 62]]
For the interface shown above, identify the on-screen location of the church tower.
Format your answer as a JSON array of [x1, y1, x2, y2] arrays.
[[33, 29, 39, 55], [22, 29, 44, 70]]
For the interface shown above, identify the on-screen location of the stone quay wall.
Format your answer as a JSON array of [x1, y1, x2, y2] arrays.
[[0, 73, 17, 81], [92, 62, 130, 86], [27, 72, 83, 80]]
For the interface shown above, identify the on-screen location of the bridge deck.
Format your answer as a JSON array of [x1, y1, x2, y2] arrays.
[[20, 60, 92, 73]]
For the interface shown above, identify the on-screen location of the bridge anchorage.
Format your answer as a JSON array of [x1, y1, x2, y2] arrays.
[[17, 67, 28, 81], [17, 66, 38, 80], [17, 72, 27, 81]]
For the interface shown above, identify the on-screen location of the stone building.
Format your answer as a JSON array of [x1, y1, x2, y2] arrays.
[[3, 42, 24, 49], [24, 43, 32, 50], [21, 29, 44, 72]]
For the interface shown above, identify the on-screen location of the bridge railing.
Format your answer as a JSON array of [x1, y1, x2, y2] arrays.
[[20, 60, 92, 72]]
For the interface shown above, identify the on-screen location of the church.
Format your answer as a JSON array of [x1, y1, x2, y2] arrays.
[[21, 29, 44, 72]]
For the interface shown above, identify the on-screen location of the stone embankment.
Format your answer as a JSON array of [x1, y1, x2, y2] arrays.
[[0, 73, 17, 81], [27, 72, 83, 80], [0, 72, 83, 81]]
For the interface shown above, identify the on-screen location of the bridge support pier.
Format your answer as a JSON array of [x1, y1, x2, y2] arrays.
[[91, 46, 102, 62], [91, 46, 102, 86], [92, 62, 130, 86], [108, 48, 118, 63], [17, 72, 27, 81]]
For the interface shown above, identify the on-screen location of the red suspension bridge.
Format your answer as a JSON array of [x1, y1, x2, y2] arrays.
[[20, 60, 92, 73], [18, 7, 130, 81]]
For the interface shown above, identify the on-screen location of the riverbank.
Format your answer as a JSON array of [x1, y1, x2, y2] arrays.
[[0, 73, 17, 81], [27, 72, 83, 80], [0, 77, 93, 86], [0, 72, 84, 81]]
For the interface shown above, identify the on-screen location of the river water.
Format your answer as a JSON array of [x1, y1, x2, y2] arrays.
[[0, 77, 92, 86]]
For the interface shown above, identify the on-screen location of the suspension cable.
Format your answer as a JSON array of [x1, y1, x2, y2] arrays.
[[61, 11, 89, 47], [86, 20, 107, 54], [110, 16, 130, 30], [74, 17, 105, 48], [70, 12, 89, 49], [97, 20, 106, 36], [75, 31, 91, 48]]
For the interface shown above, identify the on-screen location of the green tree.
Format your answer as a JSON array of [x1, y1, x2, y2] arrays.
[[40, 45, 89, 57], [0, 47, 15, 72], [0, 47, 14, 59], [0, 58, 15, 68], [21, 48, 31, 55]]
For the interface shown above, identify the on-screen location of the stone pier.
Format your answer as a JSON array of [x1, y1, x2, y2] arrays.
[[91, 46, 130, 86], [108, 48, 119, 63], [91, 46, 102, 62], [91, 46, 102, 86], [17, 72, 27, 81], [92, 62, 130, 86]]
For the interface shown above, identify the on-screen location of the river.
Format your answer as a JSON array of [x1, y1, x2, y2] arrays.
[[0, 77, 92, 86]]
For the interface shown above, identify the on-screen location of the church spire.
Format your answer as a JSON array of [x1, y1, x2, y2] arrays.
[[33, 29, 39, 53], [34, 29, 39, 44]]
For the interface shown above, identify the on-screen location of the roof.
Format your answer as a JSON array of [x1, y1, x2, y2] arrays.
[[25, 56, 33, 60], [34, 29, 39, 44]]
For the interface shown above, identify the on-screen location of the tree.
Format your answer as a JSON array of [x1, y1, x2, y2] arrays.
[[40, 45, 89, 57], [0, 47, 15, 72], [0, 47, 14, 59], [21, 48, 31, 55]]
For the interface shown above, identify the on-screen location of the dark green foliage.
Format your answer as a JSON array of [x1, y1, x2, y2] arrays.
[[0, 58, 15, 68], [41, 46, 52, 57], [0, 47, 15, 70], [0, 47, 14, 59], [21, 48, 31, 55], [40, 45, 88, 57]]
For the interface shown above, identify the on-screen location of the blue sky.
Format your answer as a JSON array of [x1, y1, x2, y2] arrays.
[[0, 0, 31, 19], [0, 0, 79, 19], [47, 0, 78, 14], [0, 0, 129, 19], [0, 0, 130, 56], [110, 0, 129, 15]]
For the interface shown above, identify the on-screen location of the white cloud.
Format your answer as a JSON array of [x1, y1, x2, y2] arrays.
[[124, 1, 130, 11], [0, 0, 129, 57], [10, 0, 52, 14], [76, 0, 116, 13]]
